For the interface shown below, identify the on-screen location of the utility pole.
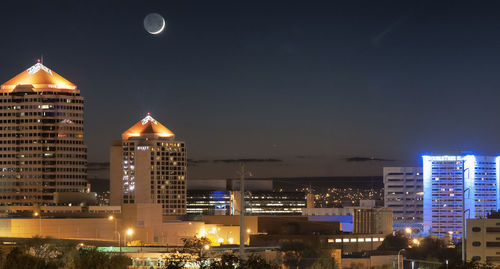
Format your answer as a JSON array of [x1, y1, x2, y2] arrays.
[[239, 163, 245, 261], [462, 160, 468, 264]]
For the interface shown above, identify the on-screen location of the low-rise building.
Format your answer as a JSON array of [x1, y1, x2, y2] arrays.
[[467, 212, 500, 264]]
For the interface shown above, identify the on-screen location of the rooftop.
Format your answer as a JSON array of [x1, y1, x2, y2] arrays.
[[1, 62, 77, 93], [122, 114, 175, 140]]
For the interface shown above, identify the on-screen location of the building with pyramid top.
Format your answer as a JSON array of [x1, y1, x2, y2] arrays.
[[0, 62, 92, 205], [110, 114, 187, 216]]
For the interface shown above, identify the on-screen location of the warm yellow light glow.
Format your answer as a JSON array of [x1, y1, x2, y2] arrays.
[[1, 63, 77, 93], [199, 229, 206, 237], [412, 239, 420, 245], [108, 215, 114, 221], [228, 238, 234, 244], [247, 229, 251, 233], [405, 227, 412, 234], [33, 212, 39, 217], [122, 115, 175, 140], [126, 228, 134, 236], [217, 238, 224, 243], [204, 245, 210, 250]]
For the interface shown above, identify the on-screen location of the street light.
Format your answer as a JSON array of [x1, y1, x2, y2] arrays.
[[107, 215, 120, 253], [125, 228, 134, 247], [398, 249, 405, 269], [33, 212, 41, 235], [405, 227, 412, 239]]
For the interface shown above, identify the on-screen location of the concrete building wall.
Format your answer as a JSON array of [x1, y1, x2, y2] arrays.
[[302, 207, 353, 216], [383, 167, 423, 230], [134, 149, 152, 204], [109, 141, 123, 206], [467, 218, 500, 264], [353, 208, 393, 235], [0, 218, 115, 240]]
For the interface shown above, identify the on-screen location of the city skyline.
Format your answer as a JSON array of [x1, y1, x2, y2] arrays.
[[3, 1, 500, 178]]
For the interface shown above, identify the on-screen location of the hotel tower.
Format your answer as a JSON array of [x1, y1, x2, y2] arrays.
[[110, 114, 187, 215], [423, 155, 500, 239], [0, 62, 89, 205]]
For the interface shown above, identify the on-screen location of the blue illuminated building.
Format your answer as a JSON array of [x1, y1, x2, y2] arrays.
[[422, 155, 500, 239]]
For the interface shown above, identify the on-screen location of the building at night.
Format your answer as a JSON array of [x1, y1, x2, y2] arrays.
[[0, 62, 91, 205], [383, 167, 423, 231], [109, 114, 187, 215], [187, 190, 231, 215], [186, 179, 307, 216], [353, 207, 393, 235], [467, 211, 500, 265], [423, 155, 500, 239]]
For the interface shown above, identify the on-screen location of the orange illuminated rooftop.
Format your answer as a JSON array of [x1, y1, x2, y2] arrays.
[[122, 114, 175, 140], [1, 62, 77, 93]]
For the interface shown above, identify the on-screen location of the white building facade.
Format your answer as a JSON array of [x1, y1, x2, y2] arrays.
[[423, 155, 500, 239], [383, 167, 423, 231], [110, 115, 187, 215]]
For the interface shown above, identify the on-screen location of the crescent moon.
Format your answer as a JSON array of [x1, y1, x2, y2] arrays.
[[151, 17, 165, 35]]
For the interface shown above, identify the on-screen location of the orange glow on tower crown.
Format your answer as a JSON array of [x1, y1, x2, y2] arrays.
[[1, 63, 76, 93], [122, 115, 175, 140]]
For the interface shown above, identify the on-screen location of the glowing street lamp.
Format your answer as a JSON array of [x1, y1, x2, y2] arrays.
[[405, 227, 412, 239], [33, 212, 41, 235], [125, 228, 134, 246], [126, 228, 134, 236], [108, 215, 120, 253]]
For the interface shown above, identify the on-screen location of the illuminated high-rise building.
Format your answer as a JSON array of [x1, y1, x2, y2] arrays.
[[110, 114, 187, 215], [0, 62, 89, 205], [383, 167, 423, 231], [423, 155, 500, 239]]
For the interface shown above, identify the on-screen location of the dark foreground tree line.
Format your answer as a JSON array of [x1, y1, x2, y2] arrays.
[[377, 232, 500, 269], [0, 236, 342, 269]]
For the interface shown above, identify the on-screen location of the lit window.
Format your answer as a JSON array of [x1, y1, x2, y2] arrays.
[[373, 238, 379, 242]]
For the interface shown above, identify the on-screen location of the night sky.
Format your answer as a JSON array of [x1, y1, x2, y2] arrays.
[[2, 1, 500, 179]]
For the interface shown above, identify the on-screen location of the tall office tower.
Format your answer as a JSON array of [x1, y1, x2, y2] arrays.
[[383, 167, 423, 230], [423, 155, 500, 239], [110, 114, 187, 215], [0, 62, 89, 205]]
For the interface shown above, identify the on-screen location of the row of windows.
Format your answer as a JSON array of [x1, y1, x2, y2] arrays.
[[1, 104, 83, 111], [0, 98, 83, 103], [0, 175, 86, 179], [0, 139, 83, 144], [0, 112, 83, 119], [0, 133, 84, 139]]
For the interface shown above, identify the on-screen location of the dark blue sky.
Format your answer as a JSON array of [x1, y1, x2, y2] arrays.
[[2, 0, 500, 178]]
